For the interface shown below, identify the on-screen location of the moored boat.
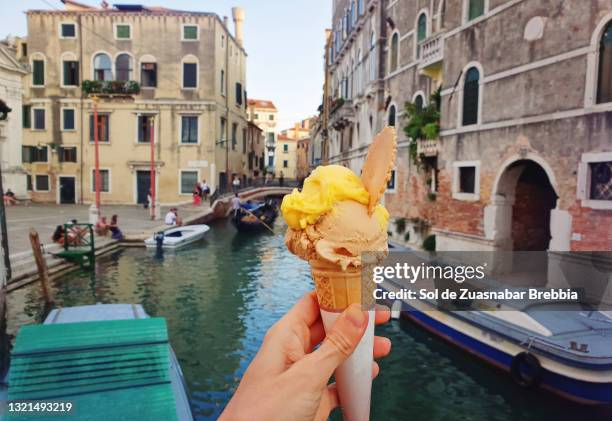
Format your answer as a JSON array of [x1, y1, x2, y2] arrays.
[[383, 277, 612, 405], [4, 303, 193, 420], [144, 224, 210, 249], [232, 200, 278, 232]]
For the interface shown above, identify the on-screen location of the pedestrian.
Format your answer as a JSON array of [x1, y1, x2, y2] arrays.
[[232, 175, 241, 193], [52, 225, 66, 245], [193, 184, 202, 205], [3, 188, 16, 206], [165, 207, 183, 226], [279, 170, 285, 187], [67, 219, 86, 245], [144, 190, 152, 209], [200, 179, 210, 201], [231, 193, 242, 216], [109, 214, 124, 240], [95, 216, 110, 236]]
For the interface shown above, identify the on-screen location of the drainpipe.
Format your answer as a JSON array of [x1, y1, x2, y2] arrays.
[[78, 13, 84, 204], [225, 20, 230, 191]]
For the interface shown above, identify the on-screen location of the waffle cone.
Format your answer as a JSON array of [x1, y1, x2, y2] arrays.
[[310, 260, 376, 312]]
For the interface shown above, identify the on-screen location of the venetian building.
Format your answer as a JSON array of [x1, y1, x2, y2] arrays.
[[247, 98, 278, 174], [21, 0, 248, 204], [0, 39, 28, 198]]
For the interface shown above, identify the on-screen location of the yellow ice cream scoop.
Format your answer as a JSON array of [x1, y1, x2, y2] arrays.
[[281, 165, 388, 230]]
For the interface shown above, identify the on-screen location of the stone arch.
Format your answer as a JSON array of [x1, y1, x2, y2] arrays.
[[486, 154, 559, 252]]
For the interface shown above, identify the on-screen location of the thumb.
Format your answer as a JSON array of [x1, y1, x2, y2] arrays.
[[301, 304, 369, 382]]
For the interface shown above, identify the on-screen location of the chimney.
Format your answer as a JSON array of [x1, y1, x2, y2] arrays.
[[223, 16, 229, 27], [232, 7, 245, 47]]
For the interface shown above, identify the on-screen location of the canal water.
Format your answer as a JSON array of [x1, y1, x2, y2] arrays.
[[7, 218, 612, 420]]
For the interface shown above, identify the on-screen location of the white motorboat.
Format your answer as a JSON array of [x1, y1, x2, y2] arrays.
[[145, 224, 210, 249]]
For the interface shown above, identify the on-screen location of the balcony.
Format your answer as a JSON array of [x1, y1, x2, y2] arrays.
[[417, 139, 440, 157], [82, 80, 140, 97], [329, 98, 354, 130], [418, 33, 444, 71]]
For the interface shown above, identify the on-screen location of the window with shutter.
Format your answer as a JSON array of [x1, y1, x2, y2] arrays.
[[32, 60, 44, 86], [63, 61, 79, 86], [181, 116, 198, 144], [589, 162, 612, 201], [236, 82, 243, 105], [60, 23, 76, 38], [62, 109, 75, 130], [35, 175, 50, 191], [33, 109, 45, 130], [91, 169, 110, 192], [183, 25, 198, 41], [116, 24, 131, 39], [468, 0, 486, 21], [180, 171, 198, 194], [183, 63, 197, 88], [141, 63, 157, 87], [137, 115, 154, 143], [459, 167, 476, 193], [597, 22, 612, 104], [89, 114, 110, 143], [462, 67, 480, 126], [22, 105, 31, 128]]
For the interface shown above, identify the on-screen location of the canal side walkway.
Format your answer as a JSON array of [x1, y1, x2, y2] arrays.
[[5, 203, 211, 288], [5, 187, 292, 289]]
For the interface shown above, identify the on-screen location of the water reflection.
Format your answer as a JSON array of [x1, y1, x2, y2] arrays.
[[6, 219, 612, 420]]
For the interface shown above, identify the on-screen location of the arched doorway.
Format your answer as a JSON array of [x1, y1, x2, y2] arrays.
[[510, 161, 558, 251], [492, 159, 558, 251]]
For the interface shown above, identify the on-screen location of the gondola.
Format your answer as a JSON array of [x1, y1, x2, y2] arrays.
[[232, 200, 278, 232]]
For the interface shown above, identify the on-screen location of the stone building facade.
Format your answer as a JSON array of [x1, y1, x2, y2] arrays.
[[247, 99, 277, 173], [327, 0, 386, 174], [274, 134, 298, 179], [21, 2, 248, 205], [246, 121, 264, 180], [326, 0, 612, 252], [0, 41, 28, 198]]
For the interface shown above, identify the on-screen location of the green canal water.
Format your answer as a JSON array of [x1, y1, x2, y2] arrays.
[[7, 218, 612, 420]]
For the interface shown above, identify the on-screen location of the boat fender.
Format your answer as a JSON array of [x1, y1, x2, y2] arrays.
[[510, 352, 543, 388]]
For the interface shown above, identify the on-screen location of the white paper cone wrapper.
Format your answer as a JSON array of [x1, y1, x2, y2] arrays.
[[321, 309, 375, 421]]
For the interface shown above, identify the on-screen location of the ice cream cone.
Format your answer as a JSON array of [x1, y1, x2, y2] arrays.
[[310, 259, 375, 311], [310, 259, 376, 421]]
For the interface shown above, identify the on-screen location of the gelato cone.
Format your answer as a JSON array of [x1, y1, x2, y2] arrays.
[[281, 127, 397, 421]]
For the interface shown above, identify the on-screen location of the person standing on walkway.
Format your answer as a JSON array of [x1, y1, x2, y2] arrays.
[[193, 184, 202, 206], [232, 175, 241, 193], [200, 179, 210, 202]]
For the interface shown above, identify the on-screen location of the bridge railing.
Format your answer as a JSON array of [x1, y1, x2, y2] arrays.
[[209, 178, 301, 205]]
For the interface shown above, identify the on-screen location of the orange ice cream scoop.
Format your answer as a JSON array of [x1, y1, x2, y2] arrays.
[[281, 127, 397, 270]]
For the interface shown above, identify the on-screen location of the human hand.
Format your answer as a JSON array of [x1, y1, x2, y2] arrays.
[[220, 291, 392, 421]]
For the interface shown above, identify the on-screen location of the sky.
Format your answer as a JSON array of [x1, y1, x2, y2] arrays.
[[0, 0, 331, 130]]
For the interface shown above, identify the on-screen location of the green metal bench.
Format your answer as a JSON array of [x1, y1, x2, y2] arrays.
[[54, 223, 95, 269]]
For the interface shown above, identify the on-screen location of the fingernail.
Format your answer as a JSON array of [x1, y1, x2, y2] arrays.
[[346, 304, 366, 328]]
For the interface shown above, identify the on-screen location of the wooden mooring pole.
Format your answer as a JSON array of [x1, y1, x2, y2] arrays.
[[29, 229, 54, 306]]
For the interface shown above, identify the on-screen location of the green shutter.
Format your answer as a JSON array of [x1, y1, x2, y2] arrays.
[[183, 25, 197, 40], [116, 24, 130, 39], [22, 105, 31, 128], [33, 60, 44, 86], [469, 0, 485, 20]]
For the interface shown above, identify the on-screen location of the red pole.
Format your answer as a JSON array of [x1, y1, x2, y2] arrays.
[[150, 116, 156, 220], [93, 96, 101, 213]]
